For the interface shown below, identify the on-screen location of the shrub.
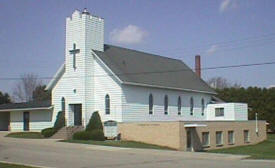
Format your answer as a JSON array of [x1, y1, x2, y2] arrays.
[[86, 111, 103, 132], [73, 131, 93, 140], [54, 111, 65, 131], [41, 128, 56, 138], [90, 129, 105, 141]]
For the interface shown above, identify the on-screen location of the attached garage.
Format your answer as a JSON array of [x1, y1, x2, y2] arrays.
[[0, 112, 10, 131]]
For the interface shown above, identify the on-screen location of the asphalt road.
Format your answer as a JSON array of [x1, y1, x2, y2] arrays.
[[0, 132, 274, 168]]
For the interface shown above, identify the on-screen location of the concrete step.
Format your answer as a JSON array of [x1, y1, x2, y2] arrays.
[[50, 126, 84, 140]]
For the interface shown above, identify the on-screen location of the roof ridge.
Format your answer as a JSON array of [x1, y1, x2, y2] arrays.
[[104, 44, 183, 62]]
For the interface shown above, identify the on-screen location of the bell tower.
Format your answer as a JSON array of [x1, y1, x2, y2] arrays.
[[63, 9, 104, 126]]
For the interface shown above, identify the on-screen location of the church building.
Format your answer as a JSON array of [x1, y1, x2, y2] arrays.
[[0, 9, 266, 151]]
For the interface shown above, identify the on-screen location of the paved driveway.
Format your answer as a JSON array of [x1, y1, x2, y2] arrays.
[[0, 132, 274, 168]]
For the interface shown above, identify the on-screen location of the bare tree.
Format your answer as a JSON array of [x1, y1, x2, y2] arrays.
[[207, 77, 241, 89], [13, 74, 42, 102]]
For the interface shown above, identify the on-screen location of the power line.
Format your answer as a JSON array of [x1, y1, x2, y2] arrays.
[[0, 61, 275, 81], [152, 32, 275, 53]]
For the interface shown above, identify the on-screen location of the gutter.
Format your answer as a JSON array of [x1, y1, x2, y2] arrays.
[[0, 106, 53, 112]]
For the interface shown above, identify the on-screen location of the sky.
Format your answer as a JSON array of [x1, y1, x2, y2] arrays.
[[0, 0, 275, 95]]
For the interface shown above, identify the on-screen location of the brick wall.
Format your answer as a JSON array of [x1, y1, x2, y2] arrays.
[[118, 122, 180, 149], [118, 120, 267, 151]]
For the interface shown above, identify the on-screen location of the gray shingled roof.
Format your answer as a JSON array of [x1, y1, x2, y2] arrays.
[[93, 45, 216, 94], [0, 100, 51, 111]]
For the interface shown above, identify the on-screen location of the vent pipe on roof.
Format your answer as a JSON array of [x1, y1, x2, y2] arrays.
[[195, 55, 201, 78]]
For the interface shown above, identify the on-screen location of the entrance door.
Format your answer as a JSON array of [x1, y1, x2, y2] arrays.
[[23, 112, 30, 131], [186, 129, 193, 151], [74, 104, 82, 126]]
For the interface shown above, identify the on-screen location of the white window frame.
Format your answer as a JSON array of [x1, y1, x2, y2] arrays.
[[215, 108, 224, 117], [244, 130, 250, 143], [202, 132, 210, 147], [228, 130, 235, 145], [216, 131, 223, 146]]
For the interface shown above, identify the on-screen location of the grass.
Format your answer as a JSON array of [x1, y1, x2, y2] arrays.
[[0, 162, 38, 168], [63, 139, 174, 150], [208, 134, 275, 159], [5, 132, 43, 139]]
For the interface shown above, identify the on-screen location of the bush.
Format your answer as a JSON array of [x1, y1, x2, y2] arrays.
[[86, 111, 103, 132], [54, 111, 65, 131], [41, 128, 56, 138], [90, 129, 105, 141], [73, 131, 93, 140]]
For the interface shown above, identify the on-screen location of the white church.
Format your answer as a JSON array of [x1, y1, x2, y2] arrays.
[[46, 8, 245, 126], [0, 9, 266, 151]]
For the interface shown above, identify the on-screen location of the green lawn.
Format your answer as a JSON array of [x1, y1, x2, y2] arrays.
[[63, 140, 174, 150], [6, 132, 43, 139], [209, 134, 275, 159], [0, 162, 38, 168]]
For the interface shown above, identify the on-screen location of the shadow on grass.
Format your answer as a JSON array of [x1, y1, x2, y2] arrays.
[[60, 139, 175, 151]]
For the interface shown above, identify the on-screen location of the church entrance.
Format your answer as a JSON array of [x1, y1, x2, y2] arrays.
[[71, 104, 82, 126]]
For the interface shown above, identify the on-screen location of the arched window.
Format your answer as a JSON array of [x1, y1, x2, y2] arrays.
[[190, 97, 194, 115], [149, 94, 153, 115], [105, 94, 110, 115], [178, 96, 181, 115], [61, 97, 65, 112], [201, 98, 205, 116], [164, 95, 168, 115]]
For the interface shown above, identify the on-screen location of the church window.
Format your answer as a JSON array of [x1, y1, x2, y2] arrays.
[[201, 98, 205, 116], [149, 94, 153, 115], [61, 97, 65, 112], [190, 97, 194, 115], [178, 96, 181, 115], [105, 94, 110, 115], [164, 95, 168, 115]]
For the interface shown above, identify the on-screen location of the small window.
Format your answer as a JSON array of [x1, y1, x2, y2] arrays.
[[216, 131, 223, 146], [202, 132, 210, 147], [164, 95, 168, 115], [61, 97, 65, 112], [244, 130, 250, 143], [190, 97, 194, 115], [215, 108, 224, 117], [178, 96, 181, 115], [105, 94, 110, 115], [201, 98, 205, 116], [228, 131, 235, 145], [149, 94, 153, 115]]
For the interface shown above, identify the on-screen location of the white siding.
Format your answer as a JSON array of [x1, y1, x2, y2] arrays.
[[10, 110, 53, 131], [234, 103, 248, 120], [121, 85, 212, 122], [206, 103, 248, 121], [52, 11, 104, 126], [94, 57, 123, 122]]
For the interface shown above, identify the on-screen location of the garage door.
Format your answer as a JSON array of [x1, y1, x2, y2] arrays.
[[0, 112, 10, 131]]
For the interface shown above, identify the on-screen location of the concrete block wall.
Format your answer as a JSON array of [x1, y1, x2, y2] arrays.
[[118, 120, 267, 151]]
